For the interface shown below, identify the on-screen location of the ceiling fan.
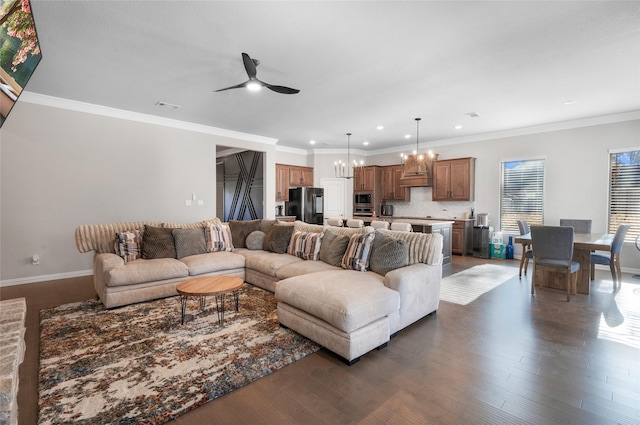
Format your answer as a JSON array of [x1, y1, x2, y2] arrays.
[[215, 52, 300, 94]]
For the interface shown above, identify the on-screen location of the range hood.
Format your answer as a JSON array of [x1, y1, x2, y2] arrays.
[[399, 153, 438, 187]]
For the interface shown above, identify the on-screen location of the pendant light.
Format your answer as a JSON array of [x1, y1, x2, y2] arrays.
[[334, 132, 363, 179]]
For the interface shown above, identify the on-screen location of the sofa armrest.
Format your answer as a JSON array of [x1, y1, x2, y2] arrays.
[[95, 252, 125, 272], [384, 263, 442, 332]]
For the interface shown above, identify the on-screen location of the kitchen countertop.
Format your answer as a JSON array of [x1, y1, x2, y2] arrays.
[[387, 216, 475, 222]]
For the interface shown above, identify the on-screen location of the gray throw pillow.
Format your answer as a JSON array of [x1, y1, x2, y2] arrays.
[[172, 227, 207, 259], [319, 230, 350, 267], [142, 225, 177, 259], [369, 232, 408, 275], [246, 230, 266, 250], [263, 224, 295, 254], [228, 219, 262, 248]]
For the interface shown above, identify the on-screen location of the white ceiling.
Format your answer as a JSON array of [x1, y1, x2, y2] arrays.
[[24, 1, 640, 152]]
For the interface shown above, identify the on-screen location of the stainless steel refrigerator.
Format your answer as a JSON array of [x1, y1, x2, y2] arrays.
[[285, 187, 324, 224]]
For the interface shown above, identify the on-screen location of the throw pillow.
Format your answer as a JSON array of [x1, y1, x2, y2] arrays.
[[319, 229, 350, 267], [369, 232, 408, 275], [263, 224, 295, 254], [228, 220, 262, 248], [114, 229, 144, 263], [341, 232, 375, 272], [172, 227, 207, 259], [246, 230, 266, 250], [288, 231, 324, 260], [142, 225, 177, 259], [205, 223, 234, 252]]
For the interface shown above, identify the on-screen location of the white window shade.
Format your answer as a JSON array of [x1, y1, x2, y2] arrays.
[[500, 159, 545, 234], [609, 151, 640, 242]]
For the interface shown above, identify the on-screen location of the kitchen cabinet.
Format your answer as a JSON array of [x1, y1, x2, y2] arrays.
[[289, 166, 314, 187], [452, 219, 473, 255], [381, 165, 410, 201], [276, 164, 314, 201], [432, 157, 476, 201], [353, 166, 379, 192]]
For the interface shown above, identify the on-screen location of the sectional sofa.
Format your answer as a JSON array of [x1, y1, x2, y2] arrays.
[[75, 217, 443, 363]]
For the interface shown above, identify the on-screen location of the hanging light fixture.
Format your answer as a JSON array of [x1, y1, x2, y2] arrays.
[[399, 117, 437, 187], [335, 132, 364, 179]]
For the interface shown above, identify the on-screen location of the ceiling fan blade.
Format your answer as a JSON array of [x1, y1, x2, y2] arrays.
[[214, 81, 249, 92], [242, 53, 257, 79], [264, 82, 300, 94]]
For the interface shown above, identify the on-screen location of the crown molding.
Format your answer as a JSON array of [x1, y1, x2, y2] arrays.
[[19, 91, 279, 145]]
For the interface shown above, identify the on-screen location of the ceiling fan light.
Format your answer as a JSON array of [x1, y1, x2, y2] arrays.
[[247, 81, 262, 91]]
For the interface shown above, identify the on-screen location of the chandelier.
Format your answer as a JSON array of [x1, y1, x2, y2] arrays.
[[334, 132, 364, 179], [401, 118, 435, 176]]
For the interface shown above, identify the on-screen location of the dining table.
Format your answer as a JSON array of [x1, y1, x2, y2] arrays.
[[514, 232, 614, 294]]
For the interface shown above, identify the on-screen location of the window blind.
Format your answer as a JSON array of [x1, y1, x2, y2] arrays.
[[500, 160, 545, 234], [609, 151, 640, 242]]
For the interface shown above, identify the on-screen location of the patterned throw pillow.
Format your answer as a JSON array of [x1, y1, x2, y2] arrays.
[[341, 232, 375, 272], [205, 224, 234, 252], [114, 229, 144, 263], [287, 231, 324, 260], [172, 227, 207, 259], [369, 232, 408, 275], [142, 225, 178, 259]]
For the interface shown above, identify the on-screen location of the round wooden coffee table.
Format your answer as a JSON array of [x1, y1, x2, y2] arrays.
[[176, 276, 244, 325]]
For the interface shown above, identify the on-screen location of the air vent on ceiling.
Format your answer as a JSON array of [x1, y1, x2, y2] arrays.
[[465, 112, 480, 118], [155, 101, 181, 109]]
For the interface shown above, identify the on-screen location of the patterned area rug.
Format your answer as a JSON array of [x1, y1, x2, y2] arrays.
[[440, 264, 518, 305], [38, 284, 320, 424]]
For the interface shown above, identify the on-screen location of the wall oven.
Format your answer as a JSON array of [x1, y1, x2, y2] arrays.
[[354, 192, 374, 217]]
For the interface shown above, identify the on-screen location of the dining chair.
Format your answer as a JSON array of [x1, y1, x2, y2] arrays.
[[531, 225, 580, 302], [390, 222, 413, 232], [326, 218, 343, 227], [370, 220, 390, 230], [590, 224, 630, 290], [559, 219, 592, 233], [517, 219, 533, 278], [346, 219, 364, 228]]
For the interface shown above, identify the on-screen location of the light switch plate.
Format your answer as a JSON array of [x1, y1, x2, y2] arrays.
[[185, 200, 192, 206]]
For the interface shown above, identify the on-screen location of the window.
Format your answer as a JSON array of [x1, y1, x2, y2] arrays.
[[609, 150, 640, 242], [500, 159, 545, 234]]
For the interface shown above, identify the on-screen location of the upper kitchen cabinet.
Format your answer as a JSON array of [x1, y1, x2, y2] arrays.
[[276, 164, 314, 202], [432, 157, 476, 201], [289, 165, 314, 187], [353, 165, 380, 192], [381, 165, 410, 201]]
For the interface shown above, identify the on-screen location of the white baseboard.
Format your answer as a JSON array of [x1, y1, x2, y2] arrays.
[[0, 270, 93, 287]]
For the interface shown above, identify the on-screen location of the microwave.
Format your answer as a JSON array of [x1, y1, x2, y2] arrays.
[[354, 192, 372, 205]]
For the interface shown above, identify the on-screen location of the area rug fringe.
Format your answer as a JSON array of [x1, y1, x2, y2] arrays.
[[440, 264, 518, 305], [38, 284, 319, 424]]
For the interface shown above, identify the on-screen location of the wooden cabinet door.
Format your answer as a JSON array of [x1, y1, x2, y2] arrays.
[[289, 167, 302, 186], [450, 159, 471, 201], [432, 161, 452, 201], [392, 166, 410, 200], [451, 223, 464, 255], [276, 164, 289, 202], [362, 167, 376, 191], [300, 167, 313, 187], [381, 166, 394, 200]]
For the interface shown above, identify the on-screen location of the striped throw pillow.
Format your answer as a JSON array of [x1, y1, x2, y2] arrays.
[[287, 231, 324, 260], [205, 224, 234, 252], [114, 229, 144, 263], [341, 232, 375, 272]]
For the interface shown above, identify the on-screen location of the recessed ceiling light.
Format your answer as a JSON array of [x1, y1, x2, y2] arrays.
[[309, 140, 316, 145], [563, 100, 577, 105], [376, 125, 384, 130], [363, 141, 369, 146], [454, 125, 463, 130], [404, 134, 411, 139]]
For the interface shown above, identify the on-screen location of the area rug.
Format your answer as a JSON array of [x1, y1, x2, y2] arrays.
[[440, 264, 518, 305], [38, 284, 320, 424]]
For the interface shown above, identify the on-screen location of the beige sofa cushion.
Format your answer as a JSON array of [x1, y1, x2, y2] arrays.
[[376, 229, 443, 265], [105, 258, 188, 287], [179, 251, 245, 275], [245, 252, 303, 277], [275, 260, 339, 280], [275, 270, 399, 333]]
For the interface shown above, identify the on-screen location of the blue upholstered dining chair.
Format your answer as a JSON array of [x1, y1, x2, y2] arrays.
[[531, 225, 580, 302], [591, 224, 630, 291], [517, 220, 533, 277], [559, 219, 592, 233]]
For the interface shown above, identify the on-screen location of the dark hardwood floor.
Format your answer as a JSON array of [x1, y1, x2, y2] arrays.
[[2, 256, 639, 424]]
